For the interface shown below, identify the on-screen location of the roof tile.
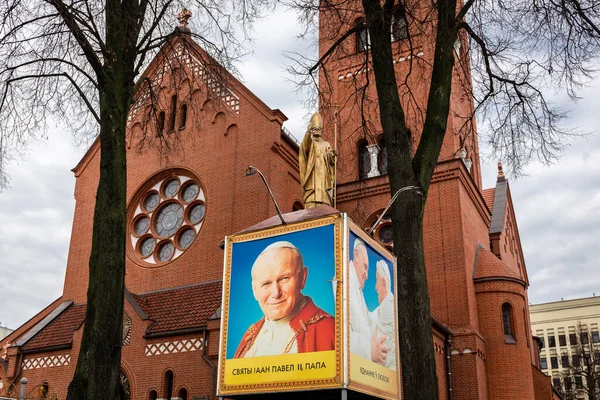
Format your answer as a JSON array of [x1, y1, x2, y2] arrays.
[[21, 304, 86, 351], [474, 247, 522, 282]]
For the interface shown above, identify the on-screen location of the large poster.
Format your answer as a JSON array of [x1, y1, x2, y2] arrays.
[[217, 215, 343, 395], [347, 223, 400, 399]]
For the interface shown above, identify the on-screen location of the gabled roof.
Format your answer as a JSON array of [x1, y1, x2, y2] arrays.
[[132, 280, 222, 336], [15, 281, 223, 353], [473, 246, 525, 286], [482, 188, 495, 213], [20, 304, 85, 353]]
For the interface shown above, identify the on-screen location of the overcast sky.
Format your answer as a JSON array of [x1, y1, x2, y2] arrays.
[[1, 8, 599, 330]]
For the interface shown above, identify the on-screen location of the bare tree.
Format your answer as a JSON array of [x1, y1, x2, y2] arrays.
[[287, 0, 600, 398], [0, 0, 268, 398], [557, 323, 600, 400]]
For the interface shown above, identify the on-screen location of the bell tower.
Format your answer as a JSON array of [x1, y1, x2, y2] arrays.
[[317, 0, 483, 214]]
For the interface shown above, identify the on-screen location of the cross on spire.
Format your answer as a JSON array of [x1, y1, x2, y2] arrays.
[[177, 8, 192, 30]]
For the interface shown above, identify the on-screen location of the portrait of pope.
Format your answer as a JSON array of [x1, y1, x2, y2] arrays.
[[233, 241, 336, 358]]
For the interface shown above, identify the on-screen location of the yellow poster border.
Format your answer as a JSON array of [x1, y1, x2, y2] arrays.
[[218, 214, 344, 395], [346, 220, 402, 400]]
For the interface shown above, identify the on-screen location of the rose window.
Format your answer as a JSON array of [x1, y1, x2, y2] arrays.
[[128, 171, 206, 265], [364, 211, 394, 253]]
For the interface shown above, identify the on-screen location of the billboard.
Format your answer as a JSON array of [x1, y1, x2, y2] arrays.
[[217, 215, 344, 395], [346, 221, 400, 399], [217, 213, 400, 398]]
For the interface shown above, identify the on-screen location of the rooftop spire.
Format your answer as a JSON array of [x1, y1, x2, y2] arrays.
[[497, 161, 505, 182], [177, 8, 192, 32]]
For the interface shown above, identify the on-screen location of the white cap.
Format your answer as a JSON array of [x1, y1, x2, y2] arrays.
[[376, 260, 391, 289], [353, 238, 365, 251]]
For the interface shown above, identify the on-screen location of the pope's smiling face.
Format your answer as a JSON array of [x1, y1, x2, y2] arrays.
[[252, 247, 308, 321]]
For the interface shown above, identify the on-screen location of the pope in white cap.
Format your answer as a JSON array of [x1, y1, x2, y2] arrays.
[[371, 260, 396, 370], [234, 241, 335, 358]]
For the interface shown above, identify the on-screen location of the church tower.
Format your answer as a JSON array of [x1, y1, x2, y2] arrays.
[[317, 2, 539, 399]]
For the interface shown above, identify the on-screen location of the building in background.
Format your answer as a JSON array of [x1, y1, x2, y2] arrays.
[[0, 326, 12, 341], [531, 296, 600, 399], [0, 5, 562, 400]]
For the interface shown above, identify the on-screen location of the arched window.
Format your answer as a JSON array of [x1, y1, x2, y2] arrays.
[[292, 201, 303, 211], [168, 94, 177, 133], [377, 137, 387, 175], [355, 19, 369, 52], [358, 139, 371, 180], [391, 7, 408, 41], [179, 104, 188, 130], [163, 370, 174, 400], [177, 387, 188, 400], [502, 303, 516, 343], [148, 389, 158, 400], [120, 371, 131, 400]]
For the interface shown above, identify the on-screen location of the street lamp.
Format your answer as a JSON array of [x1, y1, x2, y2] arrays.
[[244, 166, 286, 225], [366, 185, 422, 235]]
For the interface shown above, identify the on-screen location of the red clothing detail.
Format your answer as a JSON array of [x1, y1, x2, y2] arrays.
[[233, 297, 335, 358]]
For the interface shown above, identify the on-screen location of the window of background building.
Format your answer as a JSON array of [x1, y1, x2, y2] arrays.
[[551, 356, 559, 369], [539, 336, 545, 349], [594, 352, 600, 364], [592, 331, 600, 343], [565, 377, 572, 390], [581, 332, 589, 345], [540, 357, 548, 369], [552, 378, 561, 390], [570, 333, 578, 345], [575, 376, 583, 389], [572, 355, 581, 367], [561, 355, 570, 367], [548, 335, 556, 347], [559, 334, 567, 347]]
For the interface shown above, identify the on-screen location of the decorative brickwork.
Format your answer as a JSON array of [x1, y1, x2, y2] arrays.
[[144, 338, 204, 357], [22, 355, 71, 370]]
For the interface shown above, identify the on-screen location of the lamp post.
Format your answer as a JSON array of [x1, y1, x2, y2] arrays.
[[367, 185, 422, 235], [244, 166, 286, 225]]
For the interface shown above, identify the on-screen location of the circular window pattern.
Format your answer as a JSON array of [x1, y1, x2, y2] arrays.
[[144, 192, 160, 212], [134, 215, 150, 236], [155, 203, 184, 237], [163, 179, 180, 198], [364, 210, 394, 253], [128, 171, 205, 265]]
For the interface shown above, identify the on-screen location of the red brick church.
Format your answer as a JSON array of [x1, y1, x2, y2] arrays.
[[0, 5, 560, 400]]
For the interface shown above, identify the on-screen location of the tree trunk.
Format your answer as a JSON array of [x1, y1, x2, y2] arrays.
[[66, 2, 137, 397], [361, 0, 458, 398]]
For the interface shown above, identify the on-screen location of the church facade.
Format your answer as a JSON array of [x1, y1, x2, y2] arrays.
[[1, 6, 560, 400]]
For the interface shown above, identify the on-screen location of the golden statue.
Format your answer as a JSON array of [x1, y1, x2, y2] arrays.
[[299, 112, 336, 208]]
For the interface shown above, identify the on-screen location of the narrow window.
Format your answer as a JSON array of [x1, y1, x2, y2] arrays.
[[564, 377, 572, 390], [561, 355, 570, 367], [157, 111, 165, 136], [148, 390, 158, 400], [575, 376, 583, 389], [539, 336, 545, 349], [581, 331, 589, 345], [592, 331, 600, 343], [179, 104, 188, 130], [548, 335, 556, 347], [502, 303, 516, 343], [163, 370, 174, 400], [572, 354, 581, 367], [358, 140, 371, 179], [355, 20, 370, 52], [377, 137, 387, 175], [540, 357, 548, 369], [292, 201, 303, 211], [40, 383, 49, 398], [559, 334, 567, 346], [391, 7, 408, 41], [168, 95, 177, 133], [551, 356, 559, 369]]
